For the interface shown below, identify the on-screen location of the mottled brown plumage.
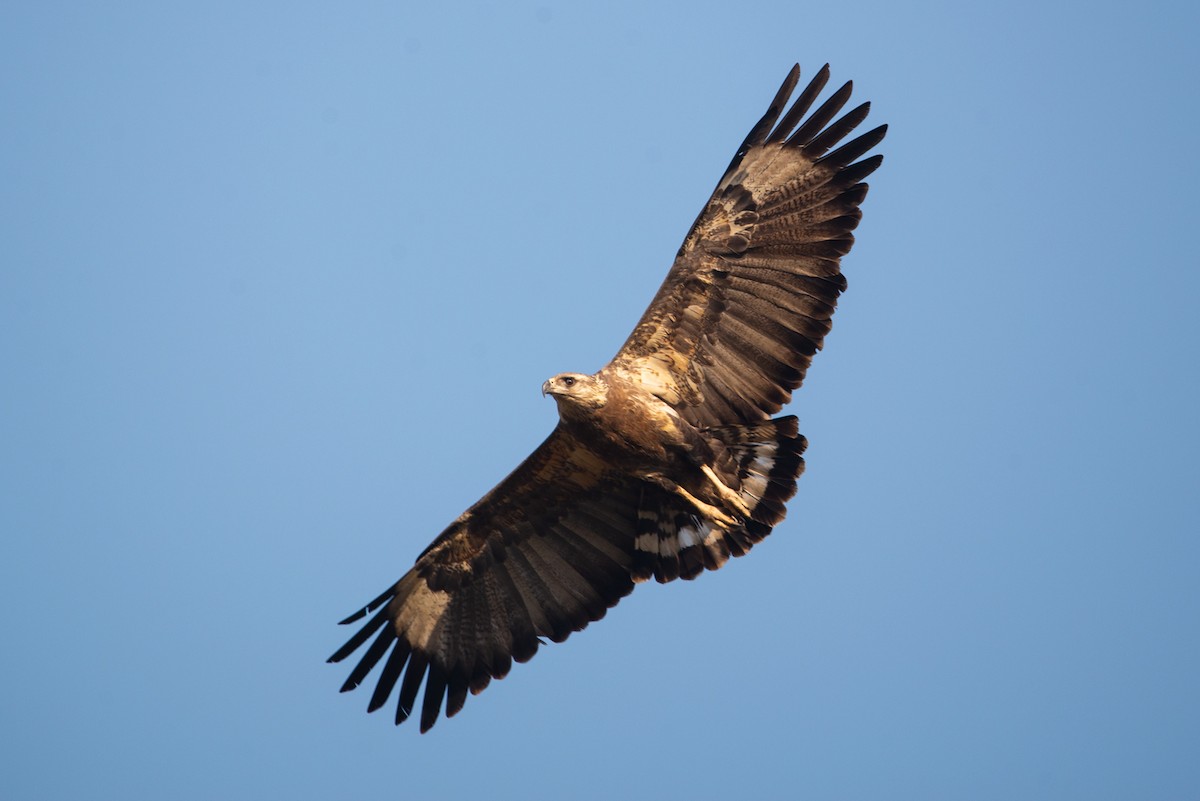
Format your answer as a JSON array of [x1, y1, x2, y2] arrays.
[[329, 63, 886, 732]]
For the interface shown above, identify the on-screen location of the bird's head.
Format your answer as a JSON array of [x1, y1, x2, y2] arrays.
[[541, 373, 608, 414]]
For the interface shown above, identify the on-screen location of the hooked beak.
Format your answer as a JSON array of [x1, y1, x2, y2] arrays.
[[541, 380, 552, 397]]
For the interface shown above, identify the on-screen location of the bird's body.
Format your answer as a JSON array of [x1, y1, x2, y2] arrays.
[[548, 373, 700, 486], [330, 63, 886, 731], [545, 371, 771, 531]]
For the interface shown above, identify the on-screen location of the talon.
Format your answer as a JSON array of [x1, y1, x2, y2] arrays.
[[644, 471, 744, 528], [700, 464, 751, 517], [670, 483, 741, 529]]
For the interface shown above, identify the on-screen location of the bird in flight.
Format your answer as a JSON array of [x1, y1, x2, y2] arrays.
[[330, 63, 886, 732]]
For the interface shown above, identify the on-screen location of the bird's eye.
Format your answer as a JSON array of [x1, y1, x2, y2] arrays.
[[562, 376, 576, 387]]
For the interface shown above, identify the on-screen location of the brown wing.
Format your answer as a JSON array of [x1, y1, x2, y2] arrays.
[[603, 64, 886, 427], [328, 427, 640, 732]]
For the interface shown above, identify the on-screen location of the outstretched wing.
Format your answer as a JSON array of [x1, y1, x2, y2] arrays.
[[604, 64, 886, 427], [328, 427, 640, 732]]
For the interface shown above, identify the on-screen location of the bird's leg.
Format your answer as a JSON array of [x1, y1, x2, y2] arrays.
[[673, 484, 740, 529], [700, 464, 752, 518], [645, 474, 741, 529]]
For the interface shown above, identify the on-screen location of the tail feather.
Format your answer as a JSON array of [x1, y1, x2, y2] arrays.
[[632, 416, 807, 583]]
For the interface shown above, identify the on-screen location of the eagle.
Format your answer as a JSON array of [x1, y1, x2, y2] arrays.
[[330, 63, 886, 732]]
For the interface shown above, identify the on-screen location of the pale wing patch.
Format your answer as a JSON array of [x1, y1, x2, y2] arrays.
[[721, 144, 824, 207], [640, 518, 715, 555], [701, 523, 727, 549], [635, 504, 671, 556], [392, 577, 452, 652], [682, 145, 821, 258], [634, 531, 674, 557], [677, 521, 710, 549], [611, 356, 688, 406], [608, 289, 711, 408], [739, 446, 779, 502]]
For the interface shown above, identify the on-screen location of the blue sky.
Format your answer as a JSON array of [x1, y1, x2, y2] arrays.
[[3, 1, 1198, 799]]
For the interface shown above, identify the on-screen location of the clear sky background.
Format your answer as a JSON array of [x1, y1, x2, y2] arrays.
[[3, 2, 1198, 799]]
